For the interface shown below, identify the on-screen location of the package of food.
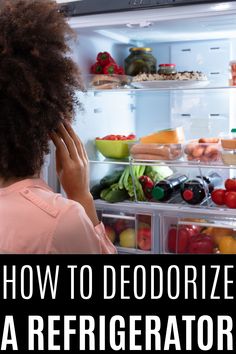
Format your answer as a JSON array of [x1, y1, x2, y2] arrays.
[[89, 74, 131, 89], [221, 151, 236, 165], [140, 127, 185, 144], [130, 143, 183, 161], [184, 138, 221, 163]]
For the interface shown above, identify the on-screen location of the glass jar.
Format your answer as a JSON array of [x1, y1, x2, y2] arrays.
[[158, 64, 177, 75], [124, 47, 157, 76]]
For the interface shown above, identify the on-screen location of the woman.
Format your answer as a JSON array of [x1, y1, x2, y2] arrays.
[[0, 0, 116, 254]]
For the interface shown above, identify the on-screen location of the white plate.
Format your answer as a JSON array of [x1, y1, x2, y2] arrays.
[[131, 79, 209, 89]]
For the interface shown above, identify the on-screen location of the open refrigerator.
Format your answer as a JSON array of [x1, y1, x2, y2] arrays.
[[46, 0, 236, 254]]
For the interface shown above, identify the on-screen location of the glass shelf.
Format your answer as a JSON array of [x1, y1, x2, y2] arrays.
[[86, 85, 236, 95], [89, 157, 236, 169]]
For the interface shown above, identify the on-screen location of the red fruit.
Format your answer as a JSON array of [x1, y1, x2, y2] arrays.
[[127, 134, 136, 140], [211, 189, 226, 205], [188, 234, 214, 254], [117, 66, 125, 75], [138, 215, 151, 226], [177, 227, 190, 254], [90, 62, 103, 74], [225, 191, 236, 208], [137, 228, 151, 251], [103, 63, 119, 75], [168, 228, 177, 253], [225, 179, 236, 191], [187, 225, 201, 237], [104, 225, 116, 244], [97, 52, 115, 67], [114, 219, 131, 235]]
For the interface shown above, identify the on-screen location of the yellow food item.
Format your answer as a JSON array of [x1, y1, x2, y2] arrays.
[[140, 127, 184, 144], [202, 227, 234, 246], [218, 236, 236, 254]]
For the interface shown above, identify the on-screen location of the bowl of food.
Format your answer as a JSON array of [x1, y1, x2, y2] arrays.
[[95, 134, 136, 159]]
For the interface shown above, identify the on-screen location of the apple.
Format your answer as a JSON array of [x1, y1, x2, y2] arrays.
[[137, 228, 151, 251], [138, 222, 151, 230], [114, 219, 131, 235], [105, 225, 116, 244], [137, 215, 151, 226], [119, 228, 136, 248]]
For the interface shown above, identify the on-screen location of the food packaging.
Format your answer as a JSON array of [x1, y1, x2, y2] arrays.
[[229, 61, 236, 86], [221, 151, 236, 165], [89, 74, 131, 89], [221, 137, 236, 150], [184, 139, 221, 163], [130, 143, 183, 161]]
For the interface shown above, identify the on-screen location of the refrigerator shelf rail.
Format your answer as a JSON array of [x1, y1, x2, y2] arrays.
[[95, 199, 236, 217], [87, 85, 236, 95], [89, 158, 236, 170]]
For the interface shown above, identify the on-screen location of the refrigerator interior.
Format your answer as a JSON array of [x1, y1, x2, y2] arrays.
[[47, 2, 236, 253], [68, 9, 236, 182]]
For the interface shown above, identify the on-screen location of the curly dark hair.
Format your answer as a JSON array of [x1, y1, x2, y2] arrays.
[[0, 0, 82, 179]]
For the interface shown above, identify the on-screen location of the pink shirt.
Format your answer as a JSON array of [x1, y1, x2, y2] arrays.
[[0, 178, 116, 254]]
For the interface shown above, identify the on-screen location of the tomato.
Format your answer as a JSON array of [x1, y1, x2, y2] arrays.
[[225, 178, 236, 191], [225, 191, 236, 208], [211, 189, 226, 205], [188, 234, 214, 254], [98, 133, 136, 141]]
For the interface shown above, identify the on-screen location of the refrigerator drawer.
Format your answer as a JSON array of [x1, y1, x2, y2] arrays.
[[97, 208, 155, 254], [162, 214, 236, 255]]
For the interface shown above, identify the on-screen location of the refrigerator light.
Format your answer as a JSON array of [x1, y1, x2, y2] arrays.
[[126, 21, 153, 28], [211, 3, 231, 11]]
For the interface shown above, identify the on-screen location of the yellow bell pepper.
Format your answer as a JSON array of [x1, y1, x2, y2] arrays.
[[218, 235, 236, 254]]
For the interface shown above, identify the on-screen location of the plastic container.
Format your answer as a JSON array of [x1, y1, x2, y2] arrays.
[[89, 74, 131, 89], [230, 61, 236, 86], [152, 174, 188, 201], [181, 172, 222, 205], [221, 151, 236, 165], [124, 47, 157, 76], [158, 64, 177, 75], [184, 139, 221, 163], [129, 143, 183, 161]]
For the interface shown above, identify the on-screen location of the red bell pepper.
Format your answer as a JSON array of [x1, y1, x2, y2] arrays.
[[90, 62, 103, 74], [188, 234, 214, 254], [117, 66, 125, 75], [97, 52, 114, 67], [103, 63, 119, 75], [139, 176, 154, 200]]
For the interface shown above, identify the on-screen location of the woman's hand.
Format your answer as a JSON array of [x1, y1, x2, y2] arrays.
[[50, 122, 99, 226]]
